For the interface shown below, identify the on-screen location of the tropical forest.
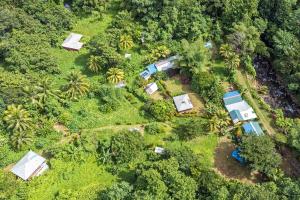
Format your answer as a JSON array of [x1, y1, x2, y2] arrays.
[[0, 0, 300, 199]]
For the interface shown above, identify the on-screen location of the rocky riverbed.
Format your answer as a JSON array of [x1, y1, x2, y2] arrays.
[[254, 56, 300, 118]]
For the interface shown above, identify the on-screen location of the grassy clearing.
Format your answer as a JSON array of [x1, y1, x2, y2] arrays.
[[27, 157, 115, 200], [236, 70, 277, 135]]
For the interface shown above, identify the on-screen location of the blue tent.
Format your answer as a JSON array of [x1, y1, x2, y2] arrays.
[[231, 148, 246, 164], [243, 121, 264, 136]]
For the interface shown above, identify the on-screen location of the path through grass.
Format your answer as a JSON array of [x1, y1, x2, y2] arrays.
[[236, 70, 277, 135]]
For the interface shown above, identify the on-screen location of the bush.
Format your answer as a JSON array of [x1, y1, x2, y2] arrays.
[[174, 118, 208, 140], [144, 123, 165, 135], [110, 131, 145, 164], [144, 100, 175, 122]]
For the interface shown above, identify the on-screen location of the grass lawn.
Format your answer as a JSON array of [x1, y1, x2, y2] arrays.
[[236, 70, 278, 135], [63, 97, 147, 129], [27, 157, 115, 200], [164, 75, 205, 113]]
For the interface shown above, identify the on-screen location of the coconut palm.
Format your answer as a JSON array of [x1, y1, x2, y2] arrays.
[[225, 53, 240, 72], [10, 131, 33, 150], [107, 68, 124, 84], [3, 104, 32, 132], [87, 55, 102, 73], [31, 78, 59, 108], [149, 45, 170, 62], [64, 71, 90, 99], [119, 34, 134, 50], [219, 44, 233, 59]]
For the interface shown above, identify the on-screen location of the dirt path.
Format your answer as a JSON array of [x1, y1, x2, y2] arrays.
[[236, 71, 277, 135]]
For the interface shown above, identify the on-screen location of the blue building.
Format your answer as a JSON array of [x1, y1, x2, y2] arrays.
[[242, 121, 264, 136]]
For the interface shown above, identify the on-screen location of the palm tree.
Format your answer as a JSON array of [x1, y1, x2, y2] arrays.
[[31, 78, 59, 108], [10, 131, 33, 150], [3, 104, 32, 132], [225, 53, 240, 72], [87, 55, 102, 73], [119, 35, 134, 50], [216, 110, 231, 134], [106, 68, 124, 84], [149, 45, 170, 62], [219, 44, 233, 59], [64, 71, 90, 99]]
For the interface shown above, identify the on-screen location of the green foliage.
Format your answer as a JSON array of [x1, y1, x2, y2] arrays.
[[191, 72, 224, 105], [0, 30, 59, 73], [88, 35, 124, 70], [144, 123, 165, 135], [99, 181, 133, 200], [240, 135, 282, 175], [144, 100, 175, 122], [3, 104, 32, 133], [178, 39, 211, 74], [110, 131, 145, 164], [174, 118, 208, 140], [63, 71, 90, 100], [96, 86, 124, 113]]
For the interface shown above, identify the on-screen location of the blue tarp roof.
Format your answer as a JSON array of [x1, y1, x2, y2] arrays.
[[243, 121, 264, 136], [231, 149, 246, 164], [147, 64, 157, 75], [223, 91, 241, 99]]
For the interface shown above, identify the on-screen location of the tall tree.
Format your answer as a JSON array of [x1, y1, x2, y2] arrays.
[[87, 55, 102, 73], [64, 71, 90, 99], [10, 131, 33, 150], [3, 104, 32, 133], [119, 34, 134, 50], [106, 68, 125, 84]]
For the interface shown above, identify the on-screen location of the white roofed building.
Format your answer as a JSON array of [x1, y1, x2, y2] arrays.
[[145, 82, 158, 95], [223, 91, 257, 124], [154, 147, 165, 154], [10, 151, 48, 181], [62, 33, 83, 51], [155, 56, 178, 71], [173, 94, 193, 112]]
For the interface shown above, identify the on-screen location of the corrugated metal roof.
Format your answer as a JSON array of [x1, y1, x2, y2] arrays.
[[243, 121, 264, 136], [11, 151, 46, 180], [223, 91, 241, 99], [173, 94, 193, 112], [62, 33, 83, 50]]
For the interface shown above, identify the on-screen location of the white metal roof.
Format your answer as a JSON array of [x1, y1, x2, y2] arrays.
[[154, 147, 165, 154], [225, 100, 252, 112], [11, 151, 46, 180], [62, 33, 83, 50], [173, 94, 193, 112], [145, 82, 158, 95]]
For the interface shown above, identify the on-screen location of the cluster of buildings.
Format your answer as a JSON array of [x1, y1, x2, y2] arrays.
[[223, 90, 264, 164], [140, 56, 194, 113]]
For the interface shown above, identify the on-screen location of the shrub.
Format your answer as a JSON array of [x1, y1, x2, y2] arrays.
[[110, 131, 145, 164], [144, 100, 175, 122], [144, 123, 165, 135]]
